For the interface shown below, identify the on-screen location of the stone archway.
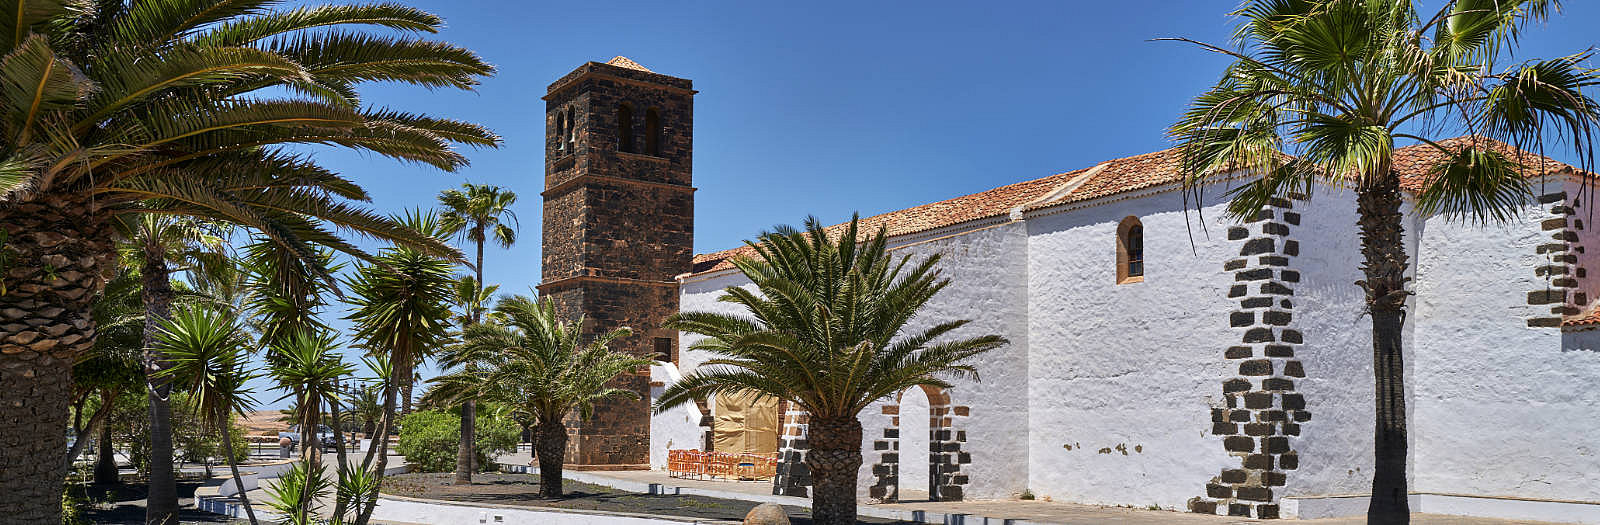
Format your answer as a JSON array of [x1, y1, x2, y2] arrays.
[[867, 386, 971, 503]]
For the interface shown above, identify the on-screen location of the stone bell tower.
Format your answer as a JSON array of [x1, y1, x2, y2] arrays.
[[538, 57, 694, 468]]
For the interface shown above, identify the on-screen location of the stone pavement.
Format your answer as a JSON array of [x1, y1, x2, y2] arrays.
[[496, 449, 1568, 525]]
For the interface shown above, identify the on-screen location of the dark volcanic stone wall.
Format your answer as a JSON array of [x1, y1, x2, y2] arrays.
[[539, 60, 695, 468]]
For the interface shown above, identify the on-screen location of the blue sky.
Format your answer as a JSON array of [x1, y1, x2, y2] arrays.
[[254, 1, 1600, 407]]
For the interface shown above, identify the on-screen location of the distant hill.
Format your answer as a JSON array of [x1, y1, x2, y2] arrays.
[[239, 410, 290, 437]]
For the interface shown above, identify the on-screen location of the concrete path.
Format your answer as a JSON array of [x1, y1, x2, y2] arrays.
[[494, 449, 1569, 525]]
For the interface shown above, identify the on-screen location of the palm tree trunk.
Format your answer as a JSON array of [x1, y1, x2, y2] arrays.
[[95, 414, 120, 484], [356, 357, 405, 525], [0, 194, 113, 523], [526, 421, 539, 463], [536, 418, 566, 499], [1357, 174, 1411, 525], [805, 416, 863, 525], [66, 388, 118, 474], [220, 423, 261, 525], [401, 378, 413, 417], [299, 404, 322, 521], [141, 245, 181, 525], [329, 384, 353, 521], [457, 399, 477, 482], [457, 234, 485, 483]]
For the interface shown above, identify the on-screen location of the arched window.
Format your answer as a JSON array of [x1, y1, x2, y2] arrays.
[[564, 108, 575, 151], [616, 104, 634, 153], [554, 110, 566, 152], [1117, 216, 1144, 284], [645, 108, 662, 156]]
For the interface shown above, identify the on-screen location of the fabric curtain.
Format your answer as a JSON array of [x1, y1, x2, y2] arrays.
[[712, 390, 780, 455]]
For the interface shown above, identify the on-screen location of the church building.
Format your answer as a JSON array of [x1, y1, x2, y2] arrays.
[[541, 58, 1600, 522]]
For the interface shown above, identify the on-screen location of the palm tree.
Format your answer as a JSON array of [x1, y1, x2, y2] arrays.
[[434, 295, 648, 498], [241, 239, 340, 359], [268, 329, 354, 511], [119, 214, 228, 521], [655, 216, 1007, 525], [153, 306, 262, 525], [68, 269, 145, 483], [0, 2, 495, 519], [346, 384, 384, 437], [437, 183, 518, 483], [1168, 2, 1600, 522], [344, 210, 456, 525]]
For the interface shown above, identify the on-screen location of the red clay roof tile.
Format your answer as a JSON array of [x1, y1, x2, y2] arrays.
[[690, 137, 1586, 276]]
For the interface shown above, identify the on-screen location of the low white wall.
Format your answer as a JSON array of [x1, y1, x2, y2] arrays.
[[650, 361, 706, 470], [372, 495, 721, 525]]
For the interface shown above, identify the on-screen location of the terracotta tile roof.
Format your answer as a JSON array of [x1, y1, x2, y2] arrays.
[[605, 56, 653, 73], [1394, 136, 1577, 192], [690, 165, 1093, 274], [1564, 309, 1600, 328], [689, 149, 1188, 275], [1040, 147, 1188, 208], [688, 137, 1590, 277]]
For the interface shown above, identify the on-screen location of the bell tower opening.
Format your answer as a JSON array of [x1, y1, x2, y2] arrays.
[[539, 56, 696, 469]]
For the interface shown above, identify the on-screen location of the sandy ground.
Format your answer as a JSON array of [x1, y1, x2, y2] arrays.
[[237, 410, 290, 438]]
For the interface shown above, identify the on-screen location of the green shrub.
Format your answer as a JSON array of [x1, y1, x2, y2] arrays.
[[396, 409, 517, 472]]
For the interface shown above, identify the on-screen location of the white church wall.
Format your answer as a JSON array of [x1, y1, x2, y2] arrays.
[[678, 270, 759, 373], [854, 221, 1033, 502], [649, 362, 706, 469], [1272, 189, 1396, 500], [1407, 178, 1600, 505], [1021, 190, 1239, 510], [649, 270, 758, 467], [672, 221, 1034, 502]]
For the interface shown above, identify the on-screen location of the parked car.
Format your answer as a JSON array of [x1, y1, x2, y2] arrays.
[[278, 424, 345, 452]]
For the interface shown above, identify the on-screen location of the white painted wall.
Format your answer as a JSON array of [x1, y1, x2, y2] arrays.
[[854, 221, 1034, 501], [649, 362, 705, 470], [1408, 177, 1600, 504], [1022, 189, 1238, 510], [1274, 189, 1390, 499], [661, 175, 1600, 518]]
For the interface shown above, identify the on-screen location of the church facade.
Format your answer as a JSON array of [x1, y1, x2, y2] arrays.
[[542, 59, 1600, 522]]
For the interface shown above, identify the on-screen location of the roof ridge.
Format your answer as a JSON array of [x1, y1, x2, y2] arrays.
[[605, 56, 653, 72]]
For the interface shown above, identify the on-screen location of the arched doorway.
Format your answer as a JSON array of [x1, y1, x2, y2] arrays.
[[867, 386, 971, 503], [899, 386, 932, 500]]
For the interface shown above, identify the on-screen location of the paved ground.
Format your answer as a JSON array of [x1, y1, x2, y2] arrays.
[[72, 480, 244, 525], [492, 451, 1572, 525], [380, 471, 913, 524]]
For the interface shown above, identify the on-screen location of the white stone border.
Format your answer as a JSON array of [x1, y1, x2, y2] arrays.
[[374, 493, 743, 525], [1282, 493, 1600, 524], [193, 460, 409, 520]]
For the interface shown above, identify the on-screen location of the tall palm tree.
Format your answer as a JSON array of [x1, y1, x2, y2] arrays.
[[0, 2, 495, 519], [153, 306, 262, 525], [433, 295, 648, 498], [1168, 2, 1600, 522], [437, 183, 518, 483], [119, 214, 228, 521], [344, 210, 456, 525], [655, 217, 1007, 525]]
